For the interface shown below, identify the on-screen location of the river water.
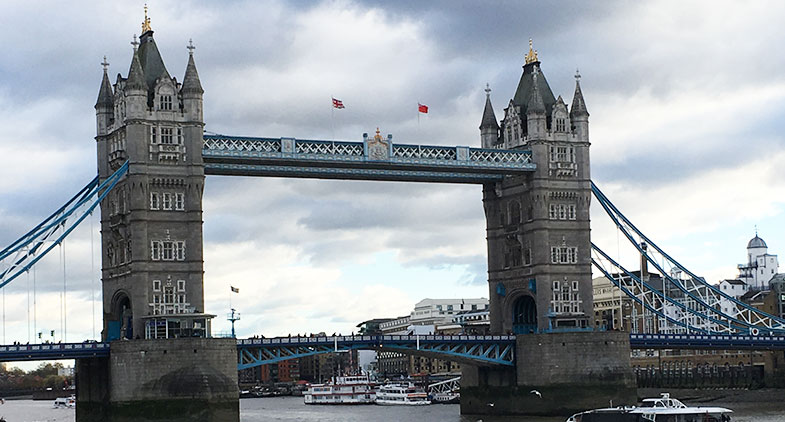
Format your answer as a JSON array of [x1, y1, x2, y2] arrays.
[[0, 396, 782, 421]]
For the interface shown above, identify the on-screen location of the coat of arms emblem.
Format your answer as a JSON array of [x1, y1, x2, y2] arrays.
[[365, 128, 390, 161]]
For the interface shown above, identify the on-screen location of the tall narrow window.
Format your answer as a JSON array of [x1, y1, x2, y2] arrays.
[[162, 241, 174, 260], [151, 127, 157, 144], [150, 192, 160, 210], [177, 280, 186, 292], [161, 127, 173, 144], [162, 193, 172, 210], [153, 280, 161, 291], [151, 241, 161, 261], [174, 192, 185, 211], [177, 128, 183, 145], [164, 286, 174, 305], [176, 241, 186, 261]]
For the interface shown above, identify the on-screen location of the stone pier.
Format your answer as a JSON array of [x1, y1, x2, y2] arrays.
[[76, 338, 238, 422], [461, 331, 636, 416]]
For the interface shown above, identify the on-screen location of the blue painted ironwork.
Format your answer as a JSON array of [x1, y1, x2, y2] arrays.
[[0, 342, 109, 361], [236, 335, 516, 370], [0, 161, 129, 289], [630, 333, 785, 350], [202, 134, 535, 183], [591, 182, 785, 334], [1, 333, 784, 364]]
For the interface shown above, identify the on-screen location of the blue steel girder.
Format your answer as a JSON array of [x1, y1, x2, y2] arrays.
[[236, 335, 516, 370], [0, 342, 109, 361], [630, 333, 785, 350], [591, 182, 785, 334], [202, 135, 535, 183]]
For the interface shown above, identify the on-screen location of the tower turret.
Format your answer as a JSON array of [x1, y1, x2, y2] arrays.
[[570, 69, 589, 142], [182, 39, 204, 123], [95, 56, 114, 137], [480, 83, 499, 148], [125, 40, 148, 120]]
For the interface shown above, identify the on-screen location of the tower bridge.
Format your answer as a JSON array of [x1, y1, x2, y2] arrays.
[[1, 13, 784, 421]]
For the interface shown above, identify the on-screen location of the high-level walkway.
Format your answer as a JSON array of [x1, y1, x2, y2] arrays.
[[202, 134, 535, 183]]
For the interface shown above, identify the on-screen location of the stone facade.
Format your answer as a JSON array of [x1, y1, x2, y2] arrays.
[[76, 338, 239, 422], [95, 25, 207, 341], [461, 332, 636, 416], [481, 43, 592, 334]]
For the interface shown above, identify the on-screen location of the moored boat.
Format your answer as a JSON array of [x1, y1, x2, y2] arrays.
[[304, 375, 375, 405], [375, 382, 431, 406], [566, 393, 732, 422], [53, 395, 76, 409]]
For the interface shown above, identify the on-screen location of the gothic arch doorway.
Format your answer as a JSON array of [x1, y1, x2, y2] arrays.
[[108, 292, 133, 341], [512, 295, 537, 334]]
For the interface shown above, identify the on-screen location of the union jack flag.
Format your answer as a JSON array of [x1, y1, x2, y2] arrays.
[[332, 98, 345, 109]]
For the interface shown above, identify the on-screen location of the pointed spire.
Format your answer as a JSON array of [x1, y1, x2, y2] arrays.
[[182, 39, 204, 95], [142, 4, 152, 34], [480, 83, 499, 129], [126, 46, 147, 92], [526, 71, 545, 115], [525, 38, 539, 65], [95, 56, 114, 109], [570, 68, 589, 117]]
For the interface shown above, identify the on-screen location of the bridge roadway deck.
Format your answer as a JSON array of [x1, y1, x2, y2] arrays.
[[1, 334, 783, 364], [629, 333, 785, 350], [201, 134, 535, 183]]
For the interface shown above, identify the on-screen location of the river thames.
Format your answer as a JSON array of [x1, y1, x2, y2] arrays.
[[0, 395, 784, 421]]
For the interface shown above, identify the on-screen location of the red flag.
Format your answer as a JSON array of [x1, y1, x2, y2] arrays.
[[418, 103, 429, 113], [332, 98, 345, 109]]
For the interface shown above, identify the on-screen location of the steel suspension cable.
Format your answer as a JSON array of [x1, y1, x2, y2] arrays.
[[62, 240, 67, 343], [91, 210, 95, 340]]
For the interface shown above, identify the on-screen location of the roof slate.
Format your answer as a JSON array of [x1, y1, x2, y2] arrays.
[[95, 70, 114, 108], [137, 31, 171, 91], [480, 94, 499, 129], [512, 62, 557, 116], [182, 53, 204, 94]]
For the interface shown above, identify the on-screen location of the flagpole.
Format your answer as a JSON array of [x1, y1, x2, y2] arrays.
[[417, 102, 420, 140], [331, 96, 335, 141]]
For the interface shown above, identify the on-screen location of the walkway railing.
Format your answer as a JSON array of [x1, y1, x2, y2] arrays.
[[202, 134, 535, 183]]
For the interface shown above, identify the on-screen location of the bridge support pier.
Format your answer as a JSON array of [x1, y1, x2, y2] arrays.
[[461, 331, 636, 416], [76, 338, 239, 422]]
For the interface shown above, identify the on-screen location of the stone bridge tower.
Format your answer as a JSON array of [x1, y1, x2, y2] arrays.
[[481, 41, 592, 334], [94, 14, 208, 341], [83, 11, 238, 422]]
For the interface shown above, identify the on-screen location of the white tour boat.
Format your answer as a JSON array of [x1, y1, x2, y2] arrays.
[[53, 395, 76, 409], [375, 382, 431, 406], [566, 393, 732, 422], [303, 375, 375, 405]]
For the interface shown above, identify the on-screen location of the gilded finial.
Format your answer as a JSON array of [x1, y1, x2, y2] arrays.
[[525, 38, 539, 65], [374, 127, 382, 140], [142, 4, 152, 33]]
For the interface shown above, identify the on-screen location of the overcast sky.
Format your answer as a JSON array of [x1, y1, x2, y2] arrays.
[[1, 1, 784, 349]]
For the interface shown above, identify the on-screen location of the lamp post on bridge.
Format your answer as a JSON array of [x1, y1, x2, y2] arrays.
[[227, 309, 240, 338]]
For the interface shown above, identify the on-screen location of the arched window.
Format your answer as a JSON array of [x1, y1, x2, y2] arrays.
[[512, 295, 537, 334]]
